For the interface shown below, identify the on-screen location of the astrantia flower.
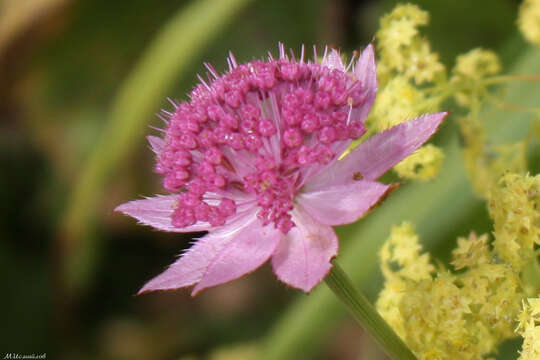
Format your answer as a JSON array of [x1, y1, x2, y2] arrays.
[[116, 44, 447, 295]]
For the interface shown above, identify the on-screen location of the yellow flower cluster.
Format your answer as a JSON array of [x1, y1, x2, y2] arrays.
[[376, 4, 445, 86], [393, 144, 444, 182], [374, 3, 540, 359], [379, 222, 434, 283], [377, 224, 524, 360], [371, 77, 429, 131], [453, 49, 501, 80], [517, 298, 540, 359], [377, 222, 434, 338], [489, 173, 540, 269], [518, 0, 540, 45], [368, 4, 445, 181], [451, 233, 491, 270], [450, 48, 502, 107]]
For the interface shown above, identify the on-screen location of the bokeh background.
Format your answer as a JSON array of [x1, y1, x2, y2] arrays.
[[1, 0, 533, 359]]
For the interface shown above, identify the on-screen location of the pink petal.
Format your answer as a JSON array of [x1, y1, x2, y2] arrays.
[[147, 135, 165, 155], [306, 112, 448, 191], [321, 49, 345, 71], [138, 233, 227, 294], [192, 213, 282, 295], [271, 206, 338, 292], [297, 180, 393, 226], [221, 147, 257, 179], [353, 44, 377, 124], [115, 195, 213, 233], [137, 211, 281, 295]]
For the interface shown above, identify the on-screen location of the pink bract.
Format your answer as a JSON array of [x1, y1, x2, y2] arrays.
[[116, 44, 447, 295]]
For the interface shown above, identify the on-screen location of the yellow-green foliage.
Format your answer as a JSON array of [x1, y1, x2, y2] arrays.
[[449, 48, 530, 198], [448, 47, 526, 200], [533, 117, 540, 143], [518, 0, 540, 45], [459, 113, 527, 197]]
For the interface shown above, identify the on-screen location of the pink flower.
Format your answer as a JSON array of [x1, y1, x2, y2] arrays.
[[116, 44, 447, 295]]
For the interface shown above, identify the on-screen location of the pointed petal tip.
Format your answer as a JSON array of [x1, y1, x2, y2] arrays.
[[147, 135, 165, 155], [357, 43, 375, 64], [190, 285, 204, 297], [114, 202, 131, 214], [433, 111, 450, 119], [136, 282, 160, 296], [136, 272, 195, 295], [362, 43, 375, 62], [351, 43, 378, 123], [418, 111, 449, 133], [136, 287, 151, 296], [113, 199, 149, 217], [364, 42, 375, 54], [136, 279, 164, 295], [136, 283, 183, 296], [190, 278, 213, 296], [322, 48, 346, 71], [329, 47, 340, 55]]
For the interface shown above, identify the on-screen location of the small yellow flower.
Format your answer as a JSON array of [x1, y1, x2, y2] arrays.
[[451, 48, 501, 107], [490, 173, 540, 269], [376, 3, 445, 86], [518, 0, 540, 45], [451, 233, 491, 270], [394, 144, 444, 181]]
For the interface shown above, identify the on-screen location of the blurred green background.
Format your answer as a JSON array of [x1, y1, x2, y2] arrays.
[[1, 0, 533, 359]]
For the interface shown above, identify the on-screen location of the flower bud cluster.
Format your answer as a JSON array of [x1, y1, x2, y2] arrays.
[[155, 48, 368, 232]]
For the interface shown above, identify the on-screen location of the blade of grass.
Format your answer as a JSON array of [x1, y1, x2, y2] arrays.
[[59, 0, 253, 291], [262, 45, 540, 360]]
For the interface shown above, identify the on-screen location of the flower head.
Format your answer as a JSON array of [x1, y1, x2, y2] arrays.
[[116, 43, 447, 295]]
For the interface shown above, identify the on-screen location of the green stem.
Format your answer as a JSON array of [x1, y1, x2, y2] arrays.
[[483, 74, 540, 84], [325, 260, 417, 360]]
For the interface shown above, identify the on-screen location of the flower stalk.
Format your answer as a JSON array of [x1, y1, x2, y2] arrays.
[[325, 260, 417, 360]]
